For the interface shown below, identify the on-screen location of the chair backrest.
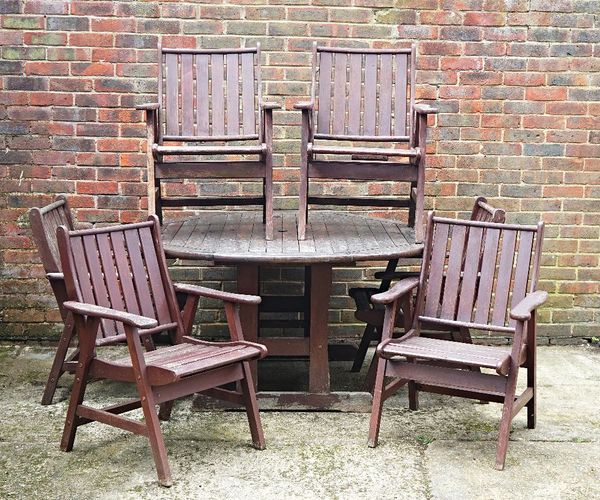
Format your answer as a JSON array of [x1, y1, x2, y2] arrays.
[[29, 195, 75, 275], [471, 196, 506, 223], [310, 44, 416, 142], [415, 214, 544, 333], [57, 216, 184, 341], [157, 45, 262, 143]]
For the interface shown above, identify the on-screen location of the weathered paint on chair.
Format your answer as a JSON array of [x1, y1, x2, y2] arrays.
[[57, 215, 267, 486], [367, 212, 545, 470], [296, 44, 438, 242]]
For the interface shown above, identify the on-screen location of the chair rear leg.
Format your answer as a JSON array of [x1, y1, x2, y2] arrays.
[[60, 337, 92, 452], [367, 357, 387, 447], [240, 361, 265, 450], [408, 359, 419, 410], [351, 324, 377, 373], [42, 319, 75, 405]]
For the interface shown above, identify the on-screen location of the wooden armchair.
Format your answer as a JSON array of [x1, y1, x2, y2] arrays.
[[29, 196, 148, 405], [138, 44, 279, 239], [349, 197, 506, 374], [368, 212, 546, 470], [56, 215, 267, 486], [296, 44, 437, 242]]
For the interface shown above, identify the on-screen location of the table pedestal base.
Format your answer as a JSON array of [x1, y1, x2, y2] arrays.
[[193, 391, 373, 412]]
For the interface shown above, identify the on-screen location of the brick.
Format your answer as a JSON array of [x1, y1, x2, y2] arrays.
[[23, 32, 67, 46], [3, 46, 46, 60], [525, 87, 567, 101], [2, 16, 44, 30], [47, 16, 89, 31], [5, 76, 48, 91], [70, 33, 113, 47], [0, 1, 20, 13], [24, 1, 69, 14]]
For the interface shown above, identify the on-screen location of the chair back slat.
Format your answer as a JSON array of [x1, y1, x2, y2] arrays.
[[491, 230, 517, 326], [363, 54, 378, 136], [96, 232, 127, 335], [138, 226, 172, 325], [455, 226, 484, 322], [165, 53, 179, 136], [196, 54, 210, 135], [332, 52, 347, 135], [379, 54, 393, 136], [423, 223, 449, 317], [313, 46, 414, 140], [159, 48, 259, 141], [210, 54, 225, 136], [417, 217, 542, 332], [110, 230, 142, 316], [509, 230, 534, 326], [394, 53, 408, 136], [347, 53, 362, 135], [226, 53, 240, 135], [317, 51, 333, 134], [59, 219, 182, 340], [439, 224, 467, 319], [181, 54, 194, 136], [81, 234, 120, 337], [241, 52, 256, 135]]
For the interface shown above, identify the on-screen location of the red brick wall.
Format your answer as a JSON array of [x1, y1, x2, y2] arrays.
[[1, 0, 599, 343]]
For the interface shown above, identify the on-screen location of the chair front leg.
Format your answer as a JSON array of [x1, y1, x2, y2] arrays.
[[125, 325, 172, 486], [239, 360, 265, 449], [60, 315, 98, 452], [526, 313, 536, 429], [367, 355, 387, 448]]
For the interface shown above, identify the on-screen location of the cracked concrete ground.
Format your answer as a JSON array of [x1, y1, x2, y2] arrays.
[[0, 345, 598, 499]]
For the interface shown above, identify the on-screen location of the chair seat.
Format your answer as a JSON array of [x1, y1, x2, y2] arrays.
[[154, 144, 266, 156], [107, 341, 265, 386], [380, 335, 523, 376], [309, 144, 419, 158]]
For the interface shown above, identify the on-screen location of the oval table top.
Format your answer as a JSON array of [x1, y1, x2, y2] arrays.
[[161, 210, 423, 264]]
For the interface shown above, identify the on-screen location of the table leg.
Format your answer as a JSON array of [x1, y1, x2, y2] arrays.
[[308, 263, 332, 394], [237, 264, 260, 385]]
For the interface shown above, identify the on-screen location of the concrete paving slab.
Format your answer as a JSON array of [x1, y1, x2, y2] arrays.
[[0, 345, 598, 498], [426, 441, 600, 500]]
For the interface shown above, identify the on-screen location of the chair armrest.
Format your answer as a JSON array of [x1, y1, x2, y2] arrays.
[[46, 272, 64, 282], [294, 101, 314, 111], [370, 277, 420, 305], [510, 291, 548, 321], [261, 101, 281, 111], [135, 102, 160, 111], [414, 103, 438, 115], [63, 301, 158, 329], [373, 270, 420, 281], [173, 283, 261, 305]]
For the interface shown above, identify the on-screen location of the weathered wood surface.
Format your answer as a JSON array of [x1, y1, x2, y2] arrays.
[[161, 210, 422, 263]]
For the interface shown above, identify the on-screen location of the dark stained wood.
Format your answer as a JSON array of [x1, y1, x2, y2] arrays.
[[141, 45, 275, 238], [297, 44, 435, 242], [162, 210, 420, 410], [309, 264, 332, 393], [350, 197, 507, 376], [368, 213, 546, 470], [161, 211, 422, 264], [55, 215, 267, 486]]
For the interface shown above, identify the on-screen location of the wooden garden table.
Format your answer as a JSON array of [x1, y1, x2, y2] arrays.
[[161, 210, 422, 410]]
